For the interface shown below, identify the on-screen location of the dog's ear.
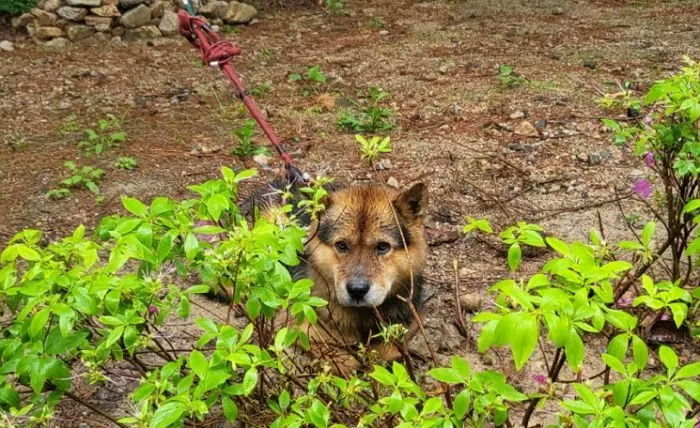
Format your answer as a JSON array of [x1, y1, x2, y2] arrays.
[[394, 182, 428, 220]]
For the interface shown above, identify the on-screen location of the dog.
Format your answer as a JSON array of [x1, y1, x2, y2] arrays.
[[234, 180, 429, 372]]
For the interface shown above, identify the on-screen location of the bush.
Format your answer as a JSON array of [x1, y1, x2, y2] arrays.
[[0, 0, 37, 15]]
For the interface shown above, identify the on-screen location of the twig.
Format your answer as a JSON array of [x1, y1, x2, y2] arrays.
[[64, 391, 125, 427]]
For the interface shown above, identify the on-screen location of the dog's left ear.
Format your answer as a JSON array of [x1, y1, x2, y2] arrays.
[[394, 182, 428, 220]]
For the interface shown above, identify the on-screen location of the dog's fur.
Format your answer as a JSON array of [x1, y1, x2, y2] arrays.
[[237, 180, 429, 369]]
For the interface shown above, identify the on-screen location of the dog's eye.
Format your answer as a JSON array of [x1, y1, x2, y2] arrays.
[[375, 242, 391, 255], [334, 241, 349, 252]]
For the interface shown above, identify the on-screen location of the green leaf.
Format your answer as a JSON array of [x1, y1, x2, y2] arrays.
[[601, 354, 626, 375], [510, 313, 538, 370], [150, 401, 188, 428], [452, 389, 470, 420], [677, 380, 700, 402], [507, 243, 522, 272], [189, 350, 208, 379], [184, 233, 198, 260], [222, 396, 238, 421], [121, 196, 148, 217], [565, 331, 585, 372], [242, 367, 258, 396], [658, 345, 679, 373], [429, 368, 463, 384], [29, 308, 51, 338], [206, 194, 229, 221], [640, 222, 655, 246], [631, 335, 648, 371], [628, 390, 656, 406], [676, 362, 700, 379], [607, 334, 629, 361], [562, 400, 595, 415]]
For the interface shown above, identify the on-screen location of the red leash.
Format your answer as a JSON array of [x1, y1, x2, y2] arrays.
[[177, 10, 308, 185]]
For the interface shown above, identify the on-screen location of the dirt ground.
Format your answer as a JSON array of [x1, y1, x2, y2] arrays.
[[2, 0, 700, 426]]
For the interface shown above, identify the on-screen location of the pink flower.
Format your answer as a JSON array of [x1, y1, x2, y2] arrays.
[[660, 312, 670, 321], [643, 115, 653, 125], [644, 152, 655, 168], [632, 180, 652, 199], [148, 305, 158, 314], [533, 374, 548, 385]]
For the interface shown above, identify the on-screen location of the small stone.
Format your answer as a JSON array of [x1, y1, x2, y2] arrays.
[[509, 110, 526, 120], [66, 0, 101, 6], [149, 0, 164, 18], [379, 29, 389, 36], [587, 152, 603, 166], [459, 293, 482, 312], [0, 40, 14, 52], [376, 159, 392, 170], [552, 6, 564, 15], [111, 26, 125, 36], [158, 10, 178, 35], [95, 22, 110, 31], [43, 37, 71, 48], [123, 25, 161, 41], [199, 0, 228, 19], [31, 8, 58, 26], [90, 4, 120, 16], [534, 119, 548, 130], [482, 354, 494, 366], [119, 4, 151, 28], [57, 6, 87, 21], [12, 13, 34, 28], [253, 153, 271, 169], [576, 152, 588, 162], [93, 31, 108, 41], [438, 60, 455, 75], [66, 24, 95, 41], [222, 1, 257, 24], [387, 177, 399, 188], [119, 0, 144, 7], [514, 120, 539, 137], [34, 26, 64, 39], [38, 0, 61, 10], [85, 15, 112, 27], [583, 58, 598, 69]]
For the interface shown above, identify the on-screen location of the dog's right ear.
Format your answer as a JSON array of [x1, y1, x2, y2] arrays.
[[394, 182, 428, 220]]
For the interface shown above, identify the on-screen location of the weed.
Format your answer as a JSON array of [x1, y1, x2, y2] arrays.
[[367, 16, 385, 29], [231, 119, 270, 157], [355, 135, 391, 165], [115, 156, 138, 170], [289, 65, 328, 96], [250, 81, 273, 97], [323, 0, 346, 15], [497, 64, 526, 89], [337, 87, 395, 133], [47, 161, 105, 200], [56, 114, 80, 135], [78, 114, 126, 155]]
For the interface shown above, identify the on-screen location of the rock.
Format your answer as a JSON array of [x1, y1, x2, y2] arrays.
[[376, 159, 392, 170], [459, 293, 482, 312], [149, 0, 164, 18], [95, 22, 110, 32], [387, 177, 399, 188], [199, 0, 227, 18], [222, 1, 257, 24], [67, 0, 101, 6], [583, 57, 598, 69], [34, 26, 64, 39], [90, 4, 120, 16], [552, 6, 564, 15], [158, 10, 179, 35], [111, 26, 125, 36], [12, 13, 34, 28], [119, 4, 151, 28], [576, 152, 588, 163], [93, 31, 108, 41], [509, 110, 526, 119], [482, 353, 494, 366], [253, 153, 271, 169], [57, 6, 87, 21], [379, 29, 389, 36], [66, 24, 95, 41], [123, 25, 161, 41], [0, 40, 14, 52], [43, 37, 71, 48], [119, 0, 145, 8], [438, 60, 455, 75], [31, 8, 58, 26], [514, 120, 539, 137], [85, 16, 112, 27], [534, 119, 548, 130], [38, 0, 61, 10]]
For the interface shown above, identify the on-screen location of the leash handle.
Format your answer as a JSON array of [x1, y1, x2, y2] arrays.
[[177, 9, 309, 186]]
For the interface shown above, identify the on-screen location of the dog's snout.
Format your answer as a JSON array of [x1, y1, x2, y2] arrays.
[[346, 278, 370, 300]]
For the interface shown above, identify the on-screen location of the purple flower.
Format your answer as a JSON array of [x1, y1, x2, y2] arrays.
[[616, 296, 633, 308], [660, 312, 670, 321], [148, 305, 158, 314], [533, 374, 548, 385], [643, 115, 653, 125], [632, 180, 652, 199], [644, 152, 655, 168]]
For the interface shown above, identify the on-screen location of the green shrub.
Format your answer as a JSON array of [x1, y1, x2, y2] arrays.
[[0, 0, 37, 15]]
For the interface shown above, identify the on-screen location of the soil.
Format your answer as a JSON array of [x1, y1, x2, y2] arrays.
[[2, 0, 700, 426]]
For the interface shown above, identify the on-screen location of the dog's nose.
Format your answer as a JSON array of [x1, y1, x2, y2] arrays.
[[346, 279, 370, 300]]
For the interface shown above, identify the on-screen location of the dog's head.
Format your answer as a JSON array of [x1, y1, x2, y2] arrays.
[[307, 183, 428, 307]]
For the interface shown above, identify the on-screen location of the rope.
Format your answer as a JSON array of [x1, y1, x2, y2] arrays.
[[177, 8, 308, 186]]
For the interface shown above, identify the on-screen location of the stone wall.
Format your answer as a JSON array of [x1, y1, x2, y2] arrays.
[[9, 0, 258, 46]]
